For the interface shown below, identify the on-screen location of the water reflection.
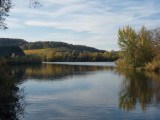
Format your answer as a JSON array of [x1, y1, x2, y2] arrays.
[[1, 63, 160, 119], [11, 64, 114, 81], [0, 67, 26, 120], [117, 69, 160, 111], [0, 64, 114, 119]]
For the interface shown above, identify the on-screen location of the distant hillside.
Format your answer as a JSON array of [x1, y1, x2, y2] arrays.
[[0, 38, 28, 46], [0, 38, 105, 53], [21, 41, 105, 52], [0, 46, 25, 57]]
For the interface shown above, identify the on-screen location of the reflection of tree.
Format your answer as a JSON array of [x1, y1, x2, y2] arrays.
[[0, 67, 26, 120], [0, 64, 113, 119], [12, 64, 114, 81], [118, 69, 160, 111]]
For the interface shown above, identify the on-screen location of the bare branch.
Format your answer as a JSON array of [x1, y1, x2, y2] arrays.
[[0, 0, 41, 30]]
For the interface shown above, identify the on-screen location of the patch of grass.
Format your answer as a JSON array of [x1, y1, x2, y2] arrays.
[[24, 47, 71, 55]]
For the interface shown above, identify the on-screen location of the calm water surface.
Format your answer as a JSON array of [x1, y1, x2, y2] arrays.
[[0, 62, 160, 120]]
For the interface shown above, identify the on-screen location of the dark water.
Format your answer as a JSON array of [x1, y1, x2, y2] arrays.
[[0, 62, 160, 120]]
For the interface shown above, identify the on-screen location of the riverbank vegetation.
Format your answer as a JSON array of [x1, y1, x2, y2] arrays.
[[22, 41, 119, 62], [0, 54, 41, 65], [116, 26, 160, 71], [0, 45, 41, 65], [0, 39, 119, 64], [8, 54, 42, 64], [24, 49, 119, 62]]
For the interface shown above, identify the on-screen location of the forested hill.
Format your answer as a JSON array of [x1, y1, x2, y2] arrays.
[[21, 41, 105, 52], [0, 38, 28, 46], [0, 38, 105, 52]]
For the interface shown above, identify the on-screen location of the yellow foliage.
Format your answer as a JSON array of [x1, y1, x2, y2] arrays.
[[145, 59, 160, 71], [24, 49, 50, 54]]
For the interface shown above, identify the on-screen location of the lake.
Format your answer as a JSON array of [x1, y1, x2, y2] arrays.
[[0, 62, 160, 120]]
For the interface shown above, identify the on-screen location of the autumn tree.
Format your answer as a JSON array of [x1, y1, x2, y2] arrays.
[[118, 26, 137, 67], [117, 26, 154, 68], [46, 51, 56, 61], [150, 28, 160, 55], [136, 26, 153, 66]]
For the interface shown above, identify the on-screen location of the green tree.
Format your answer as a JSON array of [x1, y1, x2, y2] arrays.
[[117, 26, 154, 68], [136, 26, 153, 66], [150, 28, 160, 55], [118, 26, 137, 67]]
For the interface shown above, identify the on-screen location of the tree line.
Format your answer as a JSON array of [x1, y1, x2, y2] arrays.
[[0, 39, 119, 63], [25, 50, 119, 62]]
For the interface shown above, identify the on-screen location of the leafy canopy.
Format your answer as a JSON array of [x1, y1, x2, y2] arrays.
[[118, 26, 154, 67]]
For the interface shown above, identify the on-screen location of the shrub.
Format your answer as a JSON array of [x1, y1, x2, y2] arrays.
[[115, 59, 128, 68], [8, 55, 42, 64], [145, 57, 160, 71]]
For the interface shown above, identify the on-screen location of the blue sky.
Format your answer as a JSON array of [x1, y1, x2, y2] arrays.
[[0, 0, 160, 51]]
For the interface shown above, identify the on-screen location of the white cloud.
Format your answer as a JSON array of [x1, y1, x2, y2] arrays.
[[1, 0, 160, 50], [5, 17, 24, 28]]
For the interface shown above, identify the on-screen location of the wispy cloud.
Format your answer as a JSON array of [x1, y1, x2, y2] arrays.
[[0, 0, 160, 50]]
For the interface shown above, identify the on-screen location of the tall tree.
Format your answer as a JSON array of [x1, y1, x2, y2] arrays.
[[118, 26, 137, 67], [118, 26, 154, 67], [136, 26, 153, 66], [150, 28, 160, 55]]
